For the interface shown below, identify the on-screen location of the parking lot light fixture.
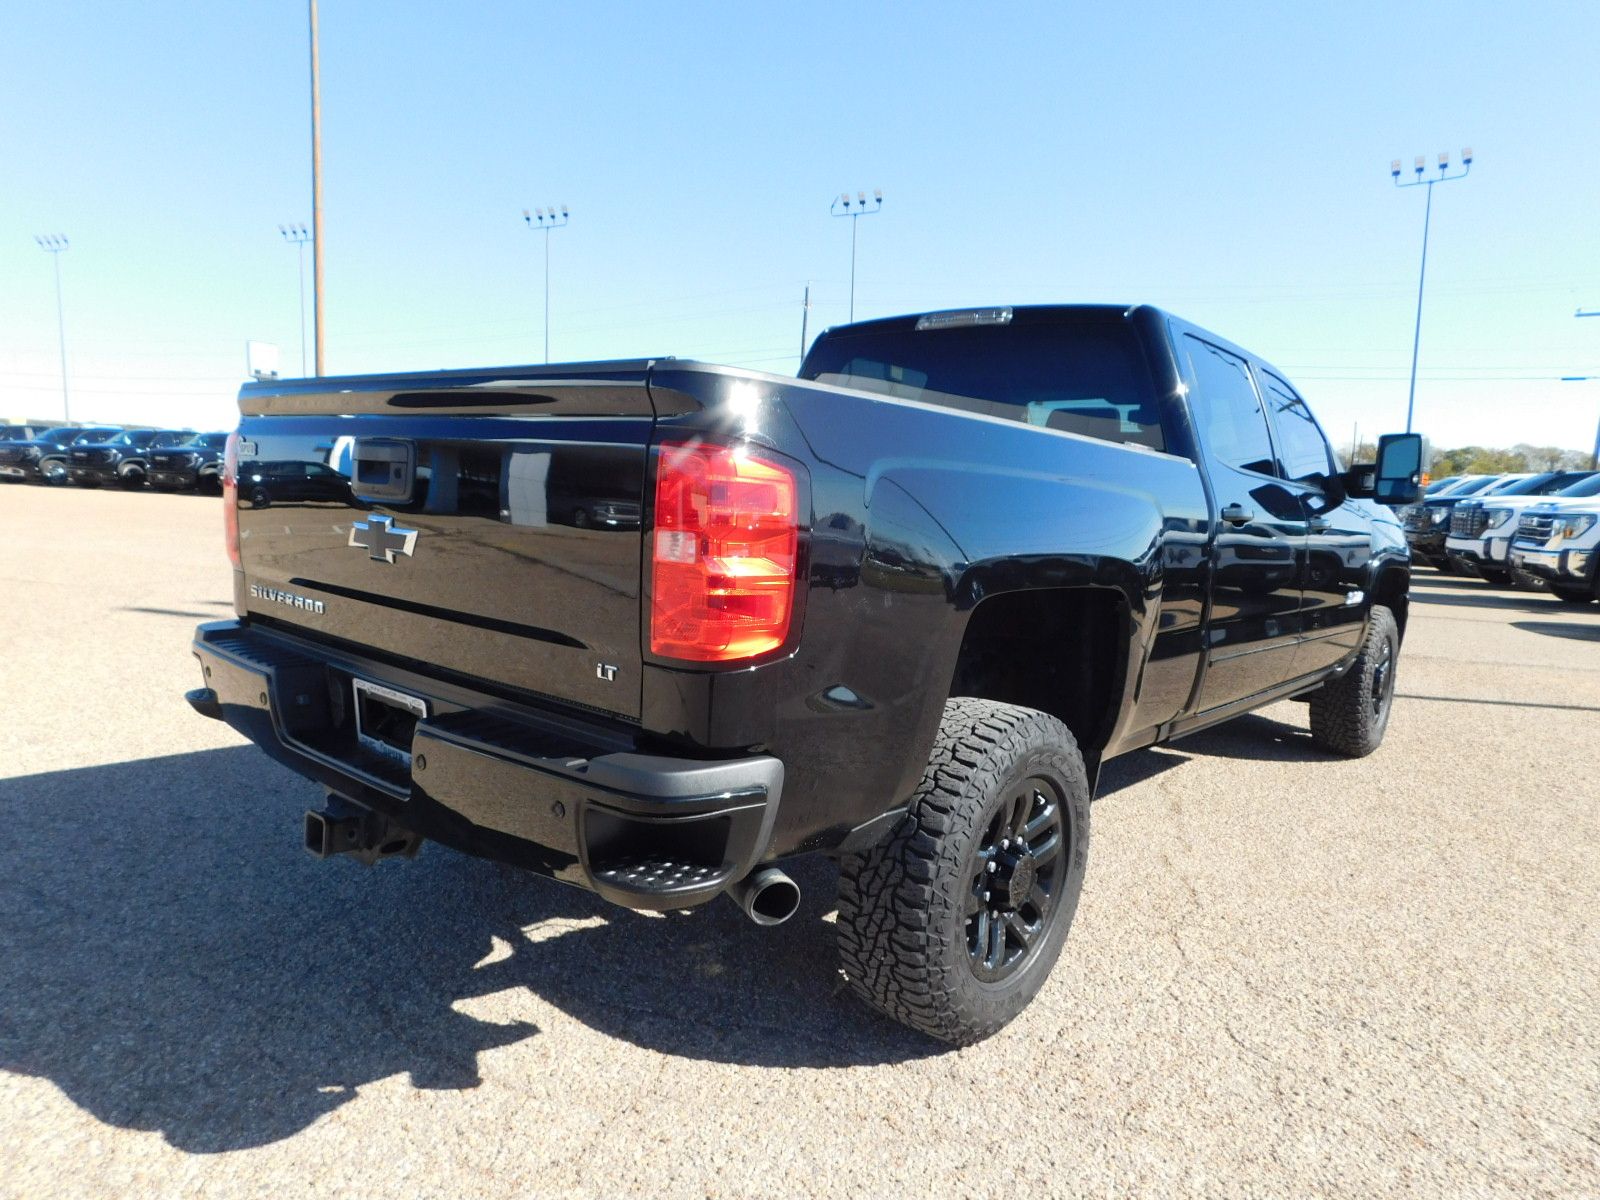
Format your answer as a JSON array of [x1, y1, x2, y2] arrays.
[[522, 205, 571, 364], [279, 224, 312, 377], [33, 234, 71, 423], [1391, 147, 1474, 434], [830, 188, 884, 323]]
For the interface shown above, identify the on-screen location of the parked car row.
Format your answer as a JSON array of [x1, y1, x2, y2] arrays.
[[1400, 469, 1600, 604], [0, 425, 229, 492]]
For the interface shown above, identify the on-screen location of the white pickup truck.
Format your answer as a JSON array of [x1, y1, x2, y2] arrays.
[[1508, 479, 1600, 604], [1444, 471, 1597, 584]]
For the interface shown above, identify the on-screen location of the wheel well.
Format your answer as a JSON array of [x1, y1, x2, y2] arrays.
[[1373, 566, 1410, 641], [948, 588, 1126, 763]]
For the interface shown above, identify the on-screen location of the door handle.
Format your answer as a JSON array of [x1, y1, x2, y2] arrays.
[[1220, 503, 1254, 526]]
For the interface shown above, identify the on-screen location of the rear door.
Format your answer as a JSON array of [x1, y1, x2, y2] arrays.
[[234, 365, 656, 720], [1255, 367, 1372, 674], [1183, 336, 1307, 712]]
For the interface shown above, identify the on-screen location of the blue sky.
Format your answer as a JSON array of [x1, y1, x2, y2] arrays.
[[3, 1, 1598, 453]]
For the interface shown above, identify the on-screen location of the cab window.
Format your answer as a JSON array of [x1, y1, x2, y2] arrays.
[[1259, 369, 1334, 486], [1183, 336, 1276, 476]]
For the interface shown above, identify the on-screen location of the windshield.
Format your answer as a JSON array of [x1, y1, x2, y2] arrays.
[[1485, 473, 1582, 497], [193, 432, 229, 448], [37, 427, 77, 442], [1439, 476, 1500, 497], [1423, 476, 1459, 494], [1553, 473, 1600, 499], [799, 314, 1164, 450], [0, 428, 30, 441], [72, 430, 118, 444]]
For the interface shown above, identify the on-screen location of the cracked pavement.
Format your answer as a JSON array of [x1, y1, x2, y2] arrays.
[[2, 485, 1597, 1198]]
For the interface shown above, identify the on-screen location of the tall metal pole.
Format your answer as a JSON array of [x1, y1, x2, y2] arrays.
[[831, 190, 883, 324], [34, 235, 70, 422], [309, 0, 326, 376], [521, 207, 569, 364], [849, 218, 858, 323], [1391, 149, 1472, 433], [1403, 181, 1434, 435], [799, 281, 812, 360], [1569, 308, 1600, 469]]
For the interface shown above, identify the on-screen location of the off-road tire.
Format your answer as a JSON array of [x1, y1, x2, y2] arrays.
[[1308, 605, 1399, 757], [1552, 586, 1596, 606], [836, 698, 1091, 1045]]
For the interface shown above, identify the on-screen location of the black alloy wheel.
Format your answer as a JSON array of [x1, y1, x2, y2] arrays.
[[966, 776, 1066, 983]]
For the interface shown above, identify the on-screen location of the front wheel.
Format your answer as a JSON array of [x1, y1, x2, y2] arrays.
[[1308, 605, 1400, 757], [836, 697, 1091, 1045], [38, 459, 68, 485]]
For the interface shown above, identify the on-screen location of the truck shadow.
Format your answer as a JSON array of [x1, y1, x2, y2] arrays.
[[1509, 619, 1600, 642], [0, 748, 935, 1154]]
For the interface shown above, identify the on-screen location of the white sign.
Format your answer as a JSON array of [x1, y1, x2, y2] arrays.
[[246, 341, 281, 381]]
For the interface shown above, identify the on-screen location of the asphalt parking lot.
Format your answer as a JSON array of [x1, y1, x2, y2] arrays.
[[2, 484, 1597, 1199]]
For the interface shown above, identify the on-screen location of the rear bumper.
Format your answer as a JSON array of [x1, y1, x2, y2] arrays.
[[187, 620, 784, 911]]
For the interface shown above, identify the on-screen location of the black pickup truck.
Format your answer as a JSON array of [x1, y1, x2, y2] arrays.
[[186, 304, 1421, 1043], [147, 431, 230, 491], [68, 428, 191, 487]]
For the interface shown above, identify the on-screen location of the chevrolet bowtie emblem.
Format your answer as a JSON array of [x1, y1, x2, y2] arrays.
[[348, 514, 419, 563]]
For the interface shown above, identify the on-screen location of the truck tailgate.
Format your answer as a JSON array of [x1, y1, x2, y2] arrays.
[[233, 368, 655, 720]]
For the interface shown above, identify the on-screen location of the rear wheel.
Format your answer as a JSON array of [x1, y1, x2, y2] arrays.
[[1308, 605, 1399, 757], [836, 697, 1090, 1045]]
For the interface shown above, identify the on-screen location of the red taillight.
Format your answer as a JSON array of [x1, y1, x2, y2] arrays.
[[222, 431, 241, 567], [650, 440, 800, 662]]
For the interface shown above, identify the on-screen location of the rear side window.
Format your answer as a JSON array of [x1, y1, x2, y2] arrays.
[[1184, 336, 1276, 476], [1259, 370, 1333, 485], [799, 317, 1164, 450]]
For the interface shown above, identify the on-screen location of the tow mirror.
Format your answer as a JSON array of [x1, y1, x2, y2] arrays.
[[1345, 432, 1423, 505]]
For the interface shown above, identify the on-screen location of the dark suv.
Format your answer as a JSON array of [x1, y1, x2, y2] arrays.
[[0, 424, 54, 443], [148, 431, 230, 492], [240, 459, 352, 508], [0, 427, 119, 484], [68, 429, 192, 488]]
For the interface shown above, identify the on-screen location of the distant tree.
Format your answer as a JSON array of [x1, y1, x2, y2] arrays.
[[1429, 446, 1529, 475], [1511, 444, 1571, 471]]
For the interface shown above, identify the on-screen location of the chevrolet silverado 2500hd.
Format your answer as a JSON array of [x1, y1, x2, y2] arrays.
[[186, 303, 1422, 1043]]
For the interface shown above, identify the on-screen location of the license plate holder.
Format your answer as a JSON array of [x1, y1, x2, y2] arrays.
[[352, 678, 428, 770]]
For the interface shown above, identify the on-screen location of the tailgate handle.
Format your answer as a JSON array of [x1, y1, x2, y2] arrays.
[[350, 438, 415, 503]]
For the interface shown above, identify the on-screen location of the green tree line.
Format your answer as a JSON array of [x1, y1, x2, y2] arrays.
[[1345, 441, 1592, 475]]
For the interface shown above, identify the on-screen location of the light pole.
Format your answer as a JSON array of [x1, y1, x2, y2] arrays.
[[308, 0, 326, 375], [33, 234, 70, 423], [522, 206, 570, 364], [1557, 378, 1600, 470], [279, 224, 312, 376], [830, 189, 883, 322], [1391, 148, 1473, 433], [1572, 307, 1600, 468]]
